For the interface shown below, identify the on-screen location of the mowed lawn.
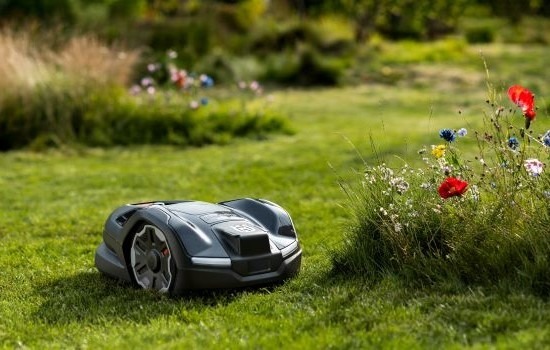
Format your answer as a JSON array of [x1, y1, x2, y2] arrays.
[[1, 44, 550, 349]]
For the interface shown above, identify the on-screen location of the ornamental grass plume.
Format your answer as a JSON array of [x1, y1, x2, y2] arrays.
[[0, 29, 138, 93], [0, 29, 50, 96], [54, 35, 139, 87], [334, 83, 550, 295], [0, 29, 140, 150]]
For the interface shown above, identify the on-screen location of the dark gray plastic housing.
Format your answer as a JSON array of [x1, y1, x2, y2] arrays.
[[95, 198, 301, 294]]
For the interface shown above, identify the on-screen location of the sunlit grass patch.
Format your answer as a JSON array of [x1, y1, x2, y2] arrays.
[[2, 40, 550, 349]]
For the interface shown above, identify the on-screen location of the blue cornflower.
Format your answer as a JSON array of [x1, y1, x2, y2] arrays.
[[200, 74, 214, 88], [508, 137, 519, 150], [200, 97, 209, 106], [439, 129, 456, 142], [542, 130, 550, 147]]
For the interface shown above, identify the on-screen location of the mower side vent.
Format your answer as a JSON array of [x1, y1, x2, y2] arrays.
[[115, 209, 137, 226]]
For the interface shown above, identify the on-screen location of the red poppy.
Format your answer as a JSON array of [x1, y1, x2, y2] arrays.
[[438, 177, 468, 199], [507, 85, 536, 129]]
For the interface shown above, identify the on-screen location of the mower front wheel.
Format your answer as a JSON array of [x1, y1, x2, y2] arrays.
[[129, 224, 174, 293]]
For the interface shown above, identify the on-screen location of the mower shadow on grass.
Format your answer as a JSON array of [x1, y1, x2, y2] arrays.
[[32, 271, 279, 325]]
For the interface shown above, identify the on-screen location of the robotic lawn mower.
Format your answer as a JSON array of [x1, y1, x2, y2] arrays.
[[95, 198, 302, 295]]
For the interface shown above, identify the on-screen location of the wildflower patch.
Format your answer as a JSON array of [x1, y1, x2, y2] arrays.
[[333, 84, 550, 295]]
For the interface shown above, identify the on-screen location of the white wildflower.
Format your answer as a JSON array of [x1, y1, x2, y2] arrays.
[[389, 177, 410, 194]]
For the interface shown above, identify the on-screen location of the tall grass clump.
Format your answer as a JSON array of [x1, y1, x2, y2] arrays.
[[0, 30, 290, 150], [0, 30, 137, 149], [333, 83, 550, 295]]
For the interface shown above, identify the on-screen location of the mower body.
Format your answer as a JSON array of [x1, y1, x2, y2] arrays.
[[95, 198, 301, 294]]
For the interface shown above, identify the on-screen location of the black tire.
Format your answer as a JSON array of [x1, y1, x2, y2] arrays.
[[129, 224, 175, 293]]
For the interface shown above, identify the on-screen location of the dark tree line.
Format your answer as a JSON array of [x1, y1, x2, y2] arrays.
[[1, 0, 548, 41]]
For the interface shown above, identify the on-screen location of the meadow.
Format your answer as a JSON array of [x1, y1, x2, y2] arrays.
[[1, 42, 550, 348]]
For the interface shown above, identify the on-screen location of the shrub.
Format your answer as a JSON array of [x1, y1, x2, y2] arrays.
[[192, 50, 237, 84], [146, 19, 213, 57], [319, 0, 470, 41], [0, 0, 146, 28], [333, 83, 550, 295], [262, 45, 346, 86], [465, 26, 495, 43], [246, 19, 318, 57], [375, 38, 469, 65], [0, 0, 79, 24], [0, 30, 291, 150], [0, 81, 291, 150], [76, 90, 291, 147]]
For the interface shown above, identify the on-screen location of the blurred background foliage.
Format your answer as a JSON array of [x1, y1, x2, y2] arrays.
[[1, 0, 549, 150], [1, 0, 549, 88]]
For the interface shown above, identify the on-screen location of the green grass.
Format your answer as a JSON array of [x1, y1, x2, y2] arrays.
[[1, 43, 550, 348]]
